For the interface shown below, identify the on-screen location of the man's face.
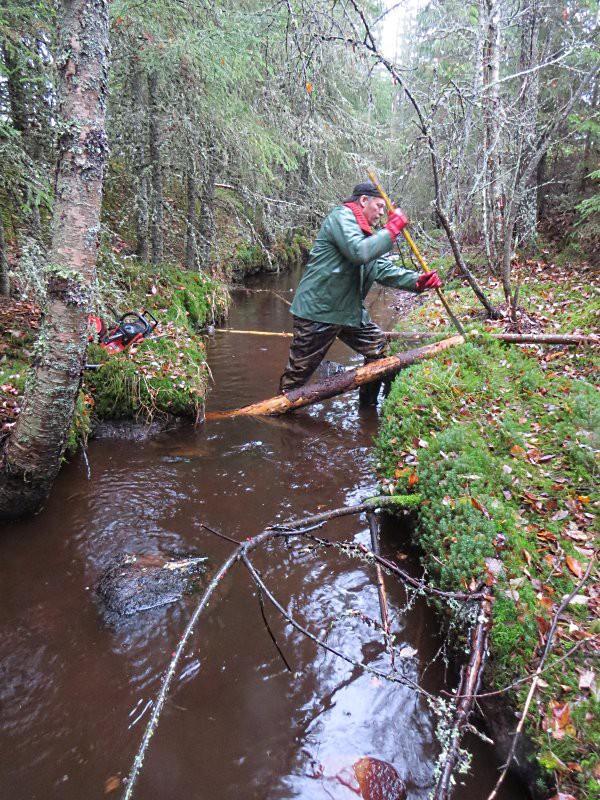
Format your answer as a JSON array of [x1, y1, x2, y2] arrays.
[[359, 195, 386, 226]]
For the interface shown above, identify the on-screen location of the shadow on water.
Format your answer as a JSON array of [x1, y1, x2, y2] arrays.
[[0, 267, 523, 799]]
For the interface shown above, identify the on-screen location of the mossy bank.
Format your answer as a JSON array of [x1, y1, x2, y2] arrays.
[[374, 257, 598, 799]]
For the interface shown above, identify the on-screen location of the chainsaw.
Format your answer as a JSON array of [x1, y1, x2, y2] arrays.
[[88, 308, 159, 354]]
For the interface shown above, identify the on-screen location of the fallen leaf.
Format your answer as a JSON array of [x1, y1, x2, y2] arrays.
[[549, 701, 576, 739], [399, 645, 418, 658], [578, 669, 595, 690], [471, 496, 490, 518], [408, 472, 419, 487], [566, 556, 584, 579], [510, 444, 526, 457], [105, 775, 120, 793]]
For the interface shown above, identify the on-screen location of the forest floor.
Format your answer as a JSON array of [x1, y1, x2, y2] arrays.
[[375, 255, 599, 799]]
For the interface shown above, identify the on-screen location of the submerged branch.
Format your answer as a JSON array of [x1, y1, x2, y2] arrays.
[[433, 595, 493, 800]]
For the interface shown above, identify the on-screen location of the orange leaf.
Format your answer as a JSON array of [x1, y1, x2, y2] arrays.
[[305, 81, 313, 94], [510, 444, 526, 457], [566, 556, 584, 579], [408, 471, 419, 487], [470, 496, 490, 518], [105, 775, 120, 793]]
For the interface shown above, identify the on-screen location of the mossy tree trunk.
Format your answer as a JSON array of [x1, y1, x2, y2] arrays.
[[131, 56, 149, 262], [185, 157, 198, 270], [0, 215, 9, 297], [148, 70, 163, 266], [196, 130, 216, 269], [0, 0, 109, 520]]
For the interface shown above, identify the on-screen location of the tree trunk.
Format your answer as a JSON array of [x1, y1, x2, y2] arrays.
[[148, 71, 163, 266], [196, 132, 217, 269], [578, 76, 598, 193], [207, 335, 464, 418], [515, 0, 541, 249], [537, 151, 547, 223], [185, 159, 198, 270], [480, 0, 504, 273], [131, 57, 149, 262], [0, 0, 109, 520], [0, 214, 9, 297]]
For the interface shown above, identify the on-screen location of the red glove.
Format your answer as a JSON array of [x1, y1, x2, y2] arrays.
[[416, 271, 442, 292], [385, 208, 409, 239]]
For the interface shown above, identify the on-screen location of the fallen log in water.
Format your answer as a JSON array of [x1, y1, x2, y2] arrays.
[[207, 334, 465, 418]]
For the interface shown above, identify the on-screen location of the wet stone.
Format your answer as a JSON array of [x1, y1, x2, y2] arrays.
[[96, 552, 207, 620]]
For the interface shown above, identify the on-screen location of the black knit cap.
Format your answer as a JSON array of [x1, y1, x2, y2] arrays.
[[344, 181, 383, 203]]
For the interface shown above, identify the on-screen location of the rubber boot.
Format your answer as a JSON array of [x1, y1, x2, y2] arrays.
[[358, 379, 382, 406]]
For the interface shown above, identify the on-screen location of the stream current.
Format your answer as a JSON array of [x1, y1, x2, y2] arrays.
[[0, 266, 522, 799]]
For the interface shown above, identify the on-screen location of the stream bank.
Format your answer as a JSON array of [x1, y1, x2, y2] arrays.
[[375, 259, 599, 800]]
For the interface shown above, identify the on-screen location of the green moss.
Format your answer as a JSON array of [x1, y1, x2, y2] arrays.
[[66, 390, 93, 453], [82, 251, 231, 423], [230, 233, 310, 277], [84, 334, 207, 421], [375, 332, 598, 796]]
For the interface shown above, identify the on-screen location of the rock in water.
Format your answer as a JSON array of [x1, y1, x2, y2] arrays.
[[96, 552, 206, 619], [353, 757, 407, 800]]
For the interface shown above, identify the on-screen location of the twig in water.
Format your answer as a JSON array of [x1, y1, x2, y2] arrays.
[[121, 496, 484, 800], [82, 446, 91, 480], [200, 521, 241, 545], [485, 554, 596, 800], [241, 553, 433, 698], [120, 534, 268, 800], [257, 586, 293, 673], [293, 529, 487, 601], [367, 510, 395, 669]]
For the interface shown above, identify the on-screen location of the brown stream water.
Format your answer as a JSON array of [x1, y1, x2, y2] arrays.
[[0, 268, 523, 800]]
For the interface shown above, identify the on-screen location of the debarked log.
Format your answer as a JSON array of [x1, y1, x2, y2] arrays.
[[207, 334, 465, 418]]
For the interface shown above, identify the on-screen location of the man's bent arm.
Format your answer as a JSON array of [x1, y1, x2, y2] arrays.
[[372, 257, 420, 292], [328, 209, 394, 266]]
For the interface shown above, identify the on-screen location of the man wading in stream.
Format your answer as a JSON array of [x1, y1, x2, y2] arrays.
[[279, 181, 442, 405]]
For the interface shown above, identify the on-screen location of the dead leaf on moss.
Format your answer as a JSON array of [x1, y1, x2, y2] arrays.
[[566, 556, 584, 579], [578, 669, 595, 691]]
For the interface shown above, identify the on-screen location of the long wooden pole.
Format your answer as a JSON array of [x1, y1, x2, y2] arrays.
[[367, 170, 466, 336], [211, 329, 598, 347]]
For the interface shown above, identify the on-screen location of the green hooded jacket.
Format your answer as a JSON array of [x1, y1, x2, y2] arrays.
[[290, 205, 420, 327]]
